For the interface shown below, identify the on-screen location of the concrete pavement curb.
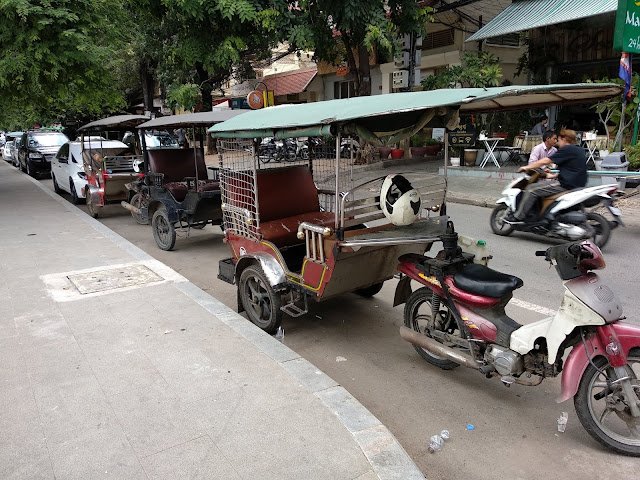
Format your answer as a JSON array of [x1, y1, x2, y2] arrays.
[[22, 171, 426, 480]]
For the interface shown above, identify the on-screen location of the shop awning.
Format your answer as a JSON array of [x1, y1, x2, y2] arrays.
[[466, 0, 617, 42]]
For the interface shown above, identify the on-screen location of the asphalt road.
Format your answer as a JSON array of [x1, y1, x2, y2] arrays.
[[39, 175, 640, 480]]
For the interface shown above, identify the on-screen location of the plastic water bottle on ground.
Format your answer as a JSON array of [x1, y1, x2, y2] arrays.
[[428, 434, 444, 453], [274, 326, 285, 343], [557, 412, 568, 433]]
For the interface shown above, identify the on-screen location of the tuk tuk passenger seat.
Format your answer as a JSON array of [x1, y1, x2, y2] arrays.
[[254, 165, 334, 247], [146, 148, 219, 202]]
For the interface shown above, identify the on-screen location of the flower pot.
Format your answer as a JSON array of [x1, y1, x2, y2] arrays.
[[424, 144, 442, 156], [378, 146, 392, 160], [390, 148, 405, 159], [450, 157, 460, 167], [410, 146, 428, 158], [464, 149, 477, 166]]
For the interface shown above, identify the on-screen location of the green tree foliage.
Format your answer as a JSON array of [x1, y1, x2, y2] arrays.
[[591, 76, 639, 149], [421, 52, 503, 90], [293, 1, 431, 96], [0, 0, 131, 129], [147, 0, 292, 111]]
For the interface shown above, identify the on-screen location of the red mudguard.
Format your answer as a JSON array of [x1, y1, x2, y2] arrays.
[[558, 322, 640, 403]]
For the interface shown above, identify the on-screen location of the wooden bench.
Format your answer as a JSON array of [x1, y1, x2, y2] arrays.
[[147, 148, 218, 201]]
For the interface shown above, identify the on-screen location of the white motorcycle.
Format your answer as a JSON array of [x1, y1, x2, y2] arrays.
[[490, 169, 622, 248]]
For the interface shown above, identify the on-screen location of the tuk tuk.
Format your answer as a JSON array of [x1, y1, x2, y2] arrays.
[[121, 110, 246, 251], [77, 115, 149, 218], [209, 83, 622, 334]]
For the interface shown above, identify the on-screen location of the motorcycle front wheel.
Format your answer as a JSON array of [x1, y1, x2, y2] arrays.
[[404, 287, 460, 370], [574, 351, 640, 456], [585, 212, 611, 248]]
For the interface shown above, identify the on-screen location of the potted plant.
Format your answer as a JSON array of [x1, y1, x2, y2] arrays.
[[378, 145, 392, 160], [423, 138, 443, 156], [390, 146, 405, 159]]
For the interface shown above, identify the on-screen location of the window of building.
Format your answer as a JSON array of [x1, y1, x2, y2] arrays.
[[423, 28, 455, 50], [334, 80, 355, 99], [485, 33, 521, 47]]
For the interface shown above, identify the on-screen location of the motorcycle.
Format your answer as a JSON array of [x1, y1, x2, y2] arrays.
[[257, 137, 296, 163], [395, 222, 640, 455], [489, 168, 622, 248]]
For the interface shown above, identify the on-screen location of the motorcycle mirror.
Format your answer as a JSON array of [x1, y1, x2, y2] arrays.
[[534, 251, 546, 256]]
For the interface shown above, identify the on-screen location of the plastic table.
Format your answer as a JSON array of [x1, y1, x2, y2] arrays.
[[479, 137, 504, 168]]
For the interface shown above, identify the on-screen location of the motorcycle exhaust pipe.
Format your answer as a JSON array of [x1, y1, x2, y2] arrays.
[[120, 201, 141, 215], [399, 326, 481, 370]]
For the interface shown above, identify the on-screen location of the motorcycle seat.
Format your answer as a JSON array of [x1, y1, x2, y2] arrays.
[[453, 263, 523, 298]]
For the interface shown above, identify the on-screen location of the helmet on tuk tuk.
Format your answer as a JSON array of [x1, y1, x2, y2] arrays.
[[380, 174, 421, 226]]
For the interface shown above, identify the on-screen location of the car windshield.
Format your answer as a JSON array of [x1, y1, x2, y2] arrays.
[[31, 133, 68, 147]]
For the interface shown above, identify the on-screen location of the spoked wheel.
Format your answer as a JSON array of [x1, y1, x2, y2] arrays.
[[86, 193, 100, 218], [585, 212, 611, 248], [354, 282, 384, 298], [130, 193, 149, 225], [404, 287, 460, 370], [152, 206, 176, 251], [239, 265, 282, 334], [574, 351, 640, 455], [489, 204, 515, 236], [284, 147, 297, 162]]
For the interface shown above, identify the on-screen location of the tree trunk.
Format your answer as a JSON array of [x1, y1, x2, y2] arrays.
[[356, 44, 371, 96], [195, 64, 213, 112], [140, 59, 156, 112]]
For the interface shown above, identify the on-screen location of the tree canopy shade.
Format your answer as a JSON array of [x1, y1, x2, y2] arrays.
[[0, 0, 132, 130], [293, 0, 432, 96]]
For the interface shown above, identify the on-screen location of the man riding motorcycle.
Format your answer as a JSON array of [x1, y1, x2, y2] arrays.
[[507, 129, 586, 223]]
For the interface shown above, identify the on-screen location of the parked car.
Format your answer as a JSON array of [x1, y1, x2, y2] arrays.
[[18, 130, 69, 177], [122, 131, 179, 149], [3, 131, 23, 166], [51, 138, 130, 204]]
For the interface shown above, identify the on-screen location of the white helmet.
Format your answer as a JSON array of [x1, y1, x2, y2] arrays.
[[380, 174, 421, 226]]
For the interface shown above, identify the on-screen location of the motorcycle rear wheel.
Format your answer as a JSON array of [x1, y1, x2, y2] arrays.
[[585, 212, 611, 248], [404, 287, 460, 370], [489, 204, 515, 236], [574, 351, 640, 456]]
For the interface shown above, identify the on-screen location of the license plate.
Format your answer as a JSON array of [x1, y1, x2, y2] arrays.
[[608, 206, 622, 216]]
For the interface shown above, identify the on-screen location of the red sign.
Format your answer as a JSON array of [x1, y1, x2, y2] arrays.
[[247, 90, 264, 109], [336, 66, 349, 77]]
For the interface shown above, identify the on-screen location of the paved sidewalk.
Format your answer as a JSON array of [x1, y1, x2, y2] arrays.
[[0, 161, 424, 480]]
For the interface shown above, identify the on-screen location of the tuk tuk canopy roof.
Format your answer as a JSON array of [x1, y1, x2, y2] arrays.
[[78, 115, 150, 132], [137, 110, 247, 130], [208, 84, 621, 144]]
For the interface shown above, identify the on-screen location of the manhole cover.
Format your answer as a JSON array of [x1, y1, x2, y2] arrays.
[[67, 264, 163, 294]]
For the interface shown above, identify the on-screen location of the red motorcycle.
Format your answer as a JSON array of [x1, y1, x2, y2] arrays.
[[395, 221, 640, 454]]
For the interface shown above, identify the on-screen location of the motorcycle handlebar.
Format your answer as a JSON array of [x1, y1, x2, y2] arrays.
[[534, 250, 546, 256]]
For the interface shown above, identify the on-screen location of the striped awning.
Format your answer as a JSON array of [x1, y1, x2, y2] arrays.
[[466, 0, 617, 42]]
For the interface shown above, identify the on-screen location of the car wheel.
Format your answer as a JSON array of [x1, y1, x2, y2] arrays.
[[69, 179, 81, 205], [52, 173, 62, 194], [26, 161, 33, 177]]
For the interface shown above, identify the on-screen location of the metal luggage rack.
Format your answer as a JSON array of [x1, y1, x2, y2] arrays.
[[338, 217, 448, 248], [104, 155, 138, 172]]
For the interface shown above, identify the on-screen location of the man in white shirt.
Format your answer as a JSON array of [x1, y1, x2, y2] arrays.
[[528, 130, 557, 164]]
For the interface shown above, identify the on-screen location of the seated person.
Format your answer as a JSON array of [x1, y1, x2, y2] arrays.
[[530, 115, 549, 136], [528, 130, 557, 165]]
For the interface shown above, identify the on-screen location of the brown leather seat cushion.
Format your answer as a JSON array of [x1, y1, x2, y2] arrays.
[[165, 180, 219, 202], [147, 149, 208, 183], [260, 211, 335, 247], [255, 166, 321, 222]]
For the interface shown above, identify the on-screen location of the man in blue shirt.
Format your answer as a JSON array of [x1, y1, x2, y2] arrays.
[[508, 129, 587, 222]]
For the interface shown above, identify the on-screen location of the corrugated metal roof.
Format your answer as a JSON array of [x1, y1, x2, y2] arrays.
[[262, 67, 317, 96], [209, 83, 621, 138], [137, 110, 247, 129], [466, 0, 617, 42], [79, 115, 150, 131]]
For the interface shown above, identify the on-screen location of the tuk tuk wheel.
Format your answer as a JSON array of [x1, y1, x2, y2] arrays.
[[239, 265, 282, 334], [152, 206, 176, 251], [86, 198, 99, 218], [354, 282, 384, 297], [130, 193, 149, 225]]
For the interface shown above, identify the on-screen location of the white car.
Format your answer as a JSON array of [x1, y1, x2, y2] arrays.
[[51, 138, 129, 204]]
